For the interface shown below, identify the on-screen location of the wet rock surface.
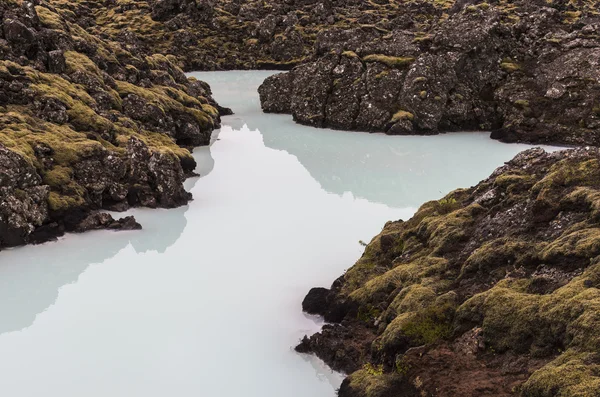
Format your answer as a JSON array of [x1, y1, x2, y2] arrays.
[[300, 147, 600, 396]]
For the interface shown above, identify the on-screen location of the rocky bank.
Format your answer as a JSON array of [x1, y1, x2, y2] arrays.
[[258, 0, 600, 147], [0, 0, 226, 249], [299, 147, 600, 396]]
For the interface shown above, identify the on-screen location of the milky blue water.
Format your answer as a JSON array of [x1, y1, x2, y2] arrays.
[[0, 71, 558, 396]]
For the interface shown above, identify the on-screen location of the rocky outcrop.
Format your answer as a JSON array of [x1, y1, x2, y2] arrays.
[[0, 144, 49, 247], [259, 1, 600, 146], [0, 0, 226, 249], [33, 0, 600, 146], [299, 147, 600, 396]]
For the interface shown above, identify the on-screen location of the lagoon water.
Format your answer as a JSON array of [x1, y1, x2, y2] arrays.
[[0, 71, 557, 396]]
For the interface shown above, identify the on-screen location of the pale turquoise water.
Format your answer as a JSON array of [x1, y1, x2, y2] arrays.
[[0, 71, 558, 397]]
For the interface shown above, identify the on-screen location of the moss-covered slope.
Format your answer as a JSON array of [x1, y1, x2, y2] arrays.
[[51, 0, 417, 71], [0, 0, 224, 248], [300, 147, 600, 397]]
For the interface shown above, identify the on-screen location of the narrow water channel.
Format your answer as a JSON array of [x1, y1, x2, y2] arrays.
[[0, 71, 556, 396]]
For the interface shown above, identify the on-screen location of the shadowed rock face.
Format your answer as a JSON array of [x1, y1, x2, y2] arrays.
[[0, 0, 226, 249], [299, 147, 600, 396]]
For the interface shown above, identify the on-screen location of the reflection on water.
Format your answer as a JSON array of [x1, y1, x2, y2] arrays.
[[0, 71, 559, 397]]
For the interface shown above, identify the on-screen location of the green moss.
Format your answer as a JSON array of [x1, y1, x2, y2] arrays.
[[521, 350, 600, 396], [412, 34, 432, 43], [115, 80, 216, 130], [391, 110, 414, 123], [29, 70, 96, 108], [357, 304, 382, 323], [13, 188, 27, 200], [380, 300, 454, 351], [342, 50, 359, 58], [388, 285, 437, 315], [43, 166, 72, 187], [347, 370, 395, 397], [541, 228, 600, 264], [460, 238, 535, 278], [435, 197, 459, 214], [349, 257, 448, 305], [500, 60, 522, 73], [362, 54, 415, 68], [363, 363, 384, 376], [67, 102, 113, 133], [401, 303, 454, 345], [563, 10, 582, 24], [420, 204, 481, 255], [64, 51, 102, 78], [48, 191, 85, 212], [563, 187, 600, 219], [0, 105, 107, 166], [494, 173, 534, 189], [456, 263, 600, 359], [533, 158, 600, 198], [35, 6, 65, 30], [514, 99, 530, 108]]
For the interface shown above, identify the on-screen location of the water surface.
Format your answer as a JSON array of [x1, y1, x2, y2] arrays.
[[0, 71, 556, 396]]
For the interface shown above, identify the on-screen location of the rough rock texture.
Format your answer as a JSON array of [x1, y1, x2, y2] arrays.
[[32, 0, 600, 146], [0, 0, 226, 249], [74, 213, 141, 233], [258, 0, 600, 146], [0, 144, 49, 247], [300, 147, 600, 396]]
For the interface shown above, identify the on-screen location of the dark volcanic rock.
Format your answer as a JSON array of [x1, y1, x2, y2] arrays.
[[151, 0, 215, 22], [302, 287, 330, 315], [0, 145, 49, 247], [75, 213, 142, 233], [300, 147, 600, 397], [258, 3, 600, 146], [47, 50, 65, 73], [0, 0, 222, 250]]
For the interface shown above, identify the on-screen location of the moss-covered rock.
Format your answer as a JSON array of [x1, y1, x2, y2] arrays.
[[300, 147, 600, 397], [0, 0, 224, 248]]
